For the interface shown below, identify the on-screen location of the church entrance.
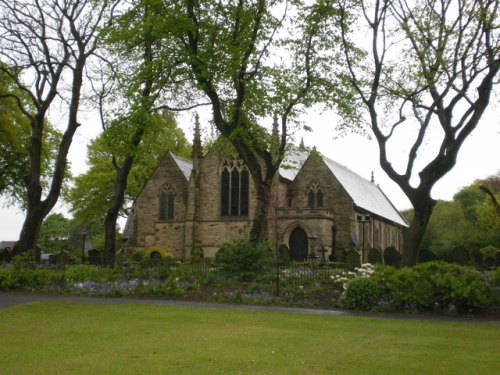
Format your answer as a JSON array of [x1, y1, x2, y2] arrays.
[[289, 227, 308, 261]]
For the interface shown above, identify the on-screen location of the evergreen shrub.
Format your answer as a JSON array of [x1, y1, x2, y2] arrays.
[[216, 240, 272, 281]]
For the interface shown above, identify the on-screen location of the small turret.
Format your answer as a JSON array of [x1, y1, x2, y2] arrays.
[[192, 113, 202, 163], [299, 137, 305, 150]]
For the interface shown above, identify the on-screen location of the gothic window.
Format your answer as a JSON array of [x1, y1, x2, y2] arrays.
[[220, 160, 249, 217], [307, 181, 324, 209], [159, 184, 175, 220]]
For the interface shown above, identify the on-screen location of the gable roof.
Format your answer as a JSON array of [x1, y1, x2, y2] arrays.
[[171, 152, 193, 180], [323, 157, 408, 227], [279, 148, 408, 227], [279, 147, 310, 181]]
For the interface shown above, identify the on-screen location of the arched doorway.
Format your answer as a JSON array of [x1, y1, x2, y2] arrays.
[[289, 227, 308, 261]]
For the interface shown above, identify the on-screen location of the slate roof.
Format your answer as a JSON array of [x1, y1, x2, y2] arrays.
[[279, 147, 310, 181], [171, 152, 193, 180], [323, 157, 408, 227], [279, 148, 408, 227]]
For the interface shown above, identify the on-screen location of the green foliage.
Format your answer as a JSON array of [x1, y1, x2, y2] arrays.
[[37, 213, 71, 253], [417, 176, 500, 258], [67, 111, 191, 241], [216, 240, 272, 281], [340, 262, 493, 313], [0, 266, 64, 291], [65, 265, 120, 283], [339, 277, 382, 311], [191, 245, 204, 263], [0, 65, 65, 206], [11, 250, 35, 268]]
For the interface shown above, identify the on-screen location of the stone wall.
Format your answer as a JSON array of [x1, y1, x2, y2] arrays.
[[125, 152, 189, 257], [125, 146, 405, 261]]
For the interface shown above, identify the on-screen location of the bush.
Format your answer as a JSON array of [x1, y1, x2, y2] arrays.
[[216, 240, 272, 281], [144, 246, 172, 260], [408, 262, 492, 313], [339, 276, 382, 311], [0, 266, 64, 291], [338, 261, 493, 313], [65, 264, 119, 282], [191, 245, 204, 263]]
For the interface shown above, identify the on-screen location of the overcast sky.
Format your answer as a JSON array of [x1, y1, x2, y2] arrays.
[[1, 103, 498, 241]]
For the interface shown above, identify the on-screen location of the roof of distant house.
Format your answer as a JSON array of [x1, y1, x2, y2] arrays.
[[0, 241, 16, 251]]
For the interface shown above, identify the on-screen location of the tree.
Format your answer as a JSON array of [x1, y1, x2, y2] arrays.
[[338, 0, 500, 265], [166, 0, 352, 242], [409, 175, 500, 259], [37, 213, 71, 254], [0, 0, 115, 259], [67, 111, 191, 244], [94, 0, 198, 265], [0, 66, 31, 201], [0, 65, 63, 206]]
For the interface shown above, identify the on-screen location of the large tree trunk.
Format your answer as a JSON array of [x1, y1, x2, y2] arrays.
[[102, 156, 137, 267], [402, 200, 436, 266], [13, 206, 44, 262], [249, 179, 272, 244]]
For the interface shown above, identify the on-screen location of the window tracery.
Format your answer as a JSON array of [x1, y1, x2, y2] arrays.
[[307, 181, 324, 209], [159, 183, 175, 220], [220, 160, 249, 217]]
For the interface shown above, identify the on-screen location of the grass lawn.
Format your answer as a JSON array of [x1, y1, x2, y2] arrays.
[[0, 301, 498, 374]]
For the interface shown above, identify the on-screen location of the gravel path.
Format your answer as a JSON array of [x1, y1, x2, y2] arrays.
[[1, 291, 498, 324]]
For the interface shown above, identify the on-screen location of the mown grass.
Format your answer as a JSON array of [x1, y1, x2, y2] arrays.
[[0, 301, 498, 374]]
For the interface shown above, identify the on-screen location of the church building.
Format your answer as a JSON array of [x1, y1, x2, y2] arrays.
[[123, 119, 408, 264]]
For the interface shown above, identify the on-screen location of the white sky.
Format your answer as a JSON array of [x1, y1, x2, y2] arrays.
[[1, 103, 499, 242]]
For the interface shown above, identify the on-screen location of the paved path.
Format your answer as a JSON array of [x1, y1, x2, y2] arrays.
[[0, 292, 498, 324]]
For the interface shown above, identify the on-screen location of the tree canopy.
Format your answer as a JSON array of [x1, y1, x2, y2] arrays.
[[67, 111, 191, 234], [337, 0, 499, 265]]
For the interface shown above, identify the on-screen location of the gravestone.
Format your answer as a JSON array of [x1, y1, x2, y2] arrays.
[[368, 248, 383, 264], [278, 244, 291, 266], [418, 249, 438, 263], [88, 249, 102, 265], [345, 249, 361, 270], [55, 250, 70, 267], [384, 247, 401, 267]]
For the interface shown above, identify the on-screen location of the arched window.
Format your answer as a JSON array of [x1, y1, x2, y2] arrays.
[[220, 160, 249, 217], [307, 181, 324, 209], [159, 184, 175, 220]]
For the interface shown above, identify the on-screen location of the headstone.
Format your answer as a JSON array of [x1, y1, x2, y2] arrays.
[[345, 249, 361, 271], [418, 249, 438, 263], [55, 250, 69, 267], [368, 248, 383, 264], [278, 244, 291, 266], [384, 247, 401, 267], [87, 249, 102, 265]]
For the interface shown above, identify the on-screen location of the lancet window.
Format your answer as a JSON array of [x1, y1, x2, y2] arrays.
[[220, 160, 249, 217]]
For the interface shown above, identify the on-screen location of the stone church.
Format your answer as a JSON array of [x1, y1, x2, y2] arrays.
[[123, 120, 408, 263]]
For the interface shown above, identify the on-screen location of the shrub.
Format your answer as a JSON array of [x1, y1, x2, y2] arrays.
[[65, 264, 119, 282], [216, 240, 272, 281], [191, 245, 204, 263], [338, 261, 493, 313], [387, 267, 435, 312], [339, 277, 382, 311], [411, 261, 492, 313]]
